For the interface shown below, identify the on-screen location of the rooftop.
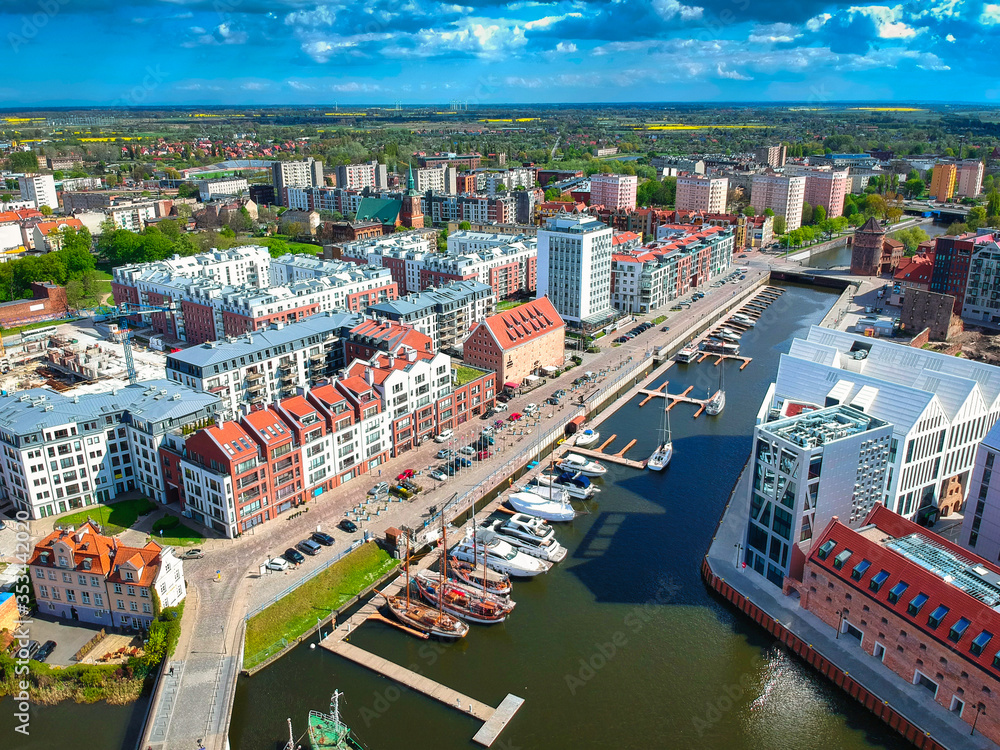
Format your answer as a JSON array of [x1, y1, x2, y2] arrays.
[[761, 404, 887, 448]]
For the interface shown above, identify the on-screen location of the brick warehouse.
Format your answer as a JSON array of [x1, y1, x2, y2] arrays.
[[789, 505, 1000, 744], [0, 282, 68, 328]]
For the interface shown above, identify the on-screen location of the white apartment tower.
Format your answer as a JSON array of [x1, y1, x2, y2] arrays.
[[675, 175, 729, 214], [536, 214, 614, 324], [750, 174, 806, 231], [18, 174, 57, 211]]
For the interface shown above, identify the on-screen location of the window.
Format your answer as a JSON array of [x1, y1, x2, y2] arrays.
[[869, 570, 890, 592], [971, 631, 993, 656], [113, 583, 122, 594], [116, 599, 125, 610], [950, 617, 972, 643], [817, 540, 836, 560], [94, 593, 103, 607], [908, 593, 929, 616], [126, 585, 135, 596], [928, 605, 949, 629], [888, 581, 909, 605], [833, 549, 853, 570], [851, 559, 871, 581], [129, 601, 138, 612]]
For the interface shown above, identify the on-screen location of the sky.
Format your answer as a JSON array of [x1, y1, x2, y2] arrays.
[[0, 0, 998, 106]]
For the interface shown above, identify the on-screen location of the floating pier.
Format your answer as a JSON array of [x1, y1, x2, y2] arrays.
[[636, 380, 721, 419], [565, 444, 647, 469]]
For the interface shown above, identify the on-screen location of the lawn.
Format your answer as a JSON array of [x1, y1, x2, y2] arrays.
[[1, 317, 80, 334], [497, 299, 527, 311], [148, 514, 203, 547], [253, 235, 323, 255], [56, 498, 157, 535], [453, 365, 487, 386], [243, 543, 398, 670]]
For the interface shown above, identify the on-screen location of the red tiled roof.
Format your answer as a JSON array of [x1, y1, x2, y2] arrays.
[[808, 505, 1000, 675], [612, 231, 641, 245], [278, 395, 319, 423], [206, 421, 258, 459], [28, 520, 115, 575], [242, 407, 293, 445], [482, 297, 564, 351], [106, 541, 162, 587], [339, 375, 375, 397], [310, 383, 346, 408], [35, 218, 83, 235], [893, 257, 934, 285]]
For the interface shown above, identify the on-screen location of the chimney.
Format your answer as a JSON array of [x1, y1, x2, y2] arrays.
[[364, 367, 374, 385]]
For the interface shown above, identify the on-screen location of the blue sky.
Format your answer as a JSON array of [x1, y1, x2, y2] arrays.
[[1, 0, 998, 105]]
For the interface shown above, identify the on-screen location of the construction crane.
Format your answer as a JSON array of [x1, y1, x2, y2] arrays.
[[94, 303, 174, 385]]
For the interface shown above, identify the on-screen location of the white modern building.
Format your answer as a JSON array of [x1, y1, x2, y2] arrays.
[[743, 404, 892, 587], [197, 177, 249, 202], [367, 280, 495, 351], [415, 165, 457, 194], [675, 175, 729, 214], [335, 160, 388, 191], [960, 421, 1000, 558], [750, 173, 806, 231], [537, 214, 615, 325], [273, 158, 324, 205], [962, 239, 1000, 323], [760, 326, 1000, 521], [18, 174, 57, 211]]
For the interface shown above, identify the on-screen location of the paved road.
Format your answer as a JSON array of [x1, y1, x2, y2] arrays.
[[137, 254, 777, 750]]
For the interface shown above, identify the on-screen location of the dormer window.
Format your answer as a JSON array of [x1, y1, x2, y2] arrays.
[[125, 571, 134, 581], [58, 556, 69, 568]]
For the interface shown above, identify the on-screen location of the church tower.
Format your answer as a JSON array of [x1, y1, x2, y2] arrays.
[[400, 162, 425, 229]]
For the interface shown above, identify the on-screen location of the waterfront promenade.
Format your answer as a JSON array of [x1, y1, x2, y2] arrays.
[[704, 467, 993, 750], [126, 252, 780, 750]]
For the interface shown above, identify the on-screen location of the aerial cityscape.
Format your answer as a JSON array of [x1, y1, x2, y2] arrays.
[[7, 3, 1000, 750]]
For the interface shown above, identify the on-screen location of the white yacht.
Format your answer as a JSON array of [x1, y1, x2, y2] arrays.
[[730, 313, 755, 327], [557, 453, 608, 477], [574, 429, 600, 448], [451, 532, 552, 577], [715, 328, 741, 343], [647, 406, 673, 471], [486, 516, 568, 563], [521, 483, 572, 505], [535, 471, 600, 499], [705, 361, 726, 416], [507, 490, 577, 522]]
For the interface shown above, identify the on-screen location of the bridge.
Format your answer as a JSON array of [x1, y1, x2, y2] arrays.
[[902, 200, 970, 222]]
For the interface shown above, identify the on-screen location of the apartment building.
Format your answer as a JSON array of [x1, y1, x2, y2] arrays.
[[742, 404, 892, 586], [754, 145, 787, 168], [790, 168, 850, 218], [463, 297, 565, 387], [166, 312, 363, 418], [610, 226, 735, 314], [29, 521, 186, 629], [537, 214, 615, 326], [738, 214, 774, 249], [959, 421, 1000, 558], [367, 280, 495, 352], [650, 157, 706, 175], [414, 165, 457, 194], [931, 162, 958, 202], [197, 177, 248, 202], [797, 505, 1000, 746], [335, 160, 388, 191], [18, 174, 57, 211], [484, 168, 536, 196], [760, 326, 1000, 520], [273, 158, 324, 205], [957, 160, 985, 199], [0, 381, 219, 520], [589, 174, 638, 212], [750, 174, 806, 231], [810, 153, 878, 170], [961, 238, 1000, 323], [418, 153, 482, 170], [931, 231, 998, 314], [675, 175, 729, 214], [107, 202, 161, 231]]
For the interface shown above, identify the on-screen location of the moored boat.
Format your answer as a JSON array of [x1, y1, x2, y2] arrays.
[[414, 569, 515, 624], [675, 343, 699, 363], [574, 428, 600, 448], [308, 691, 365, 750], [557, 453, 608, 477], [647, 405, 673, 472], [451, 531, 553, 577], [486, 515, 568, 563], [535, 471, 600, 499], [702, 339, 739, 355], [507, 490, 577, 522], [705, 363, 726, 416], [448, 555, 513, 596]]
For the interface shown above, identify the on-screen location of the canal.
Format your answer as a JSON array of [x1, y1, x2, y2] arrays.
[[227, 282, 911, 750], [804, 220, 950, 270]]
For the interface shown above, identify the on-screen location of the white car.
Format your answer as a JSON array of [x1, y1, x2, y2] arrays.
[[429, 469, 448, 481], [493, 402, 508, 412], [524, 403, 538, 416], [266, 557, 290, 572]]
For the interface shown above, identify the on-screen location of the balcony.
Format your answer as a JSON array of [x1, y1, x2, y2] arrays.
[[273, 457, 294, 473], [246, 370, 265, 381], [247, 381, 265, 393]]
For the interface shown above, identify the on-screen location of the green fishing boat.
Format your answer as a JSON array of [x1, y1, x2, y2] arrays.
[[308, 691, 364, 750]]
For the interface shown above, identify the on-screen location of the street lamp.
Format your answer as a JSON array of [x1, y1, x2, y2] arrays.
[[835, 609, 844, 639], [972, 702, 985, 736], [734, 542, 743, 569]]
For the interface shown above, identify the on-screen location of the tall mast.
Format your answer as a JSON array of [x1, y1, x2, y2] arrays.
[[404, 536, 411, 610]]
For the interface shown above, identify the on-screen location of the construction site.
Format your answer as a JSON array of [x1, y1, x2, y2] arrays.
[[0, 319, 168, 396]]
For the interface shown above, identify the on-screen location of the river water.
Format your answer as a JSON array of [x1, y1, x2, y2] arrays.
[[227, 282, 910, 750], [805, 220, 949, 270]]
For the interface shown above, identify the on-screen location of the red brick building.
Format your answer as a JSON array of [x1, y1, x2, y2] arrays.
[[791, 505, 1000, 744], [0, 282, 68, 327]]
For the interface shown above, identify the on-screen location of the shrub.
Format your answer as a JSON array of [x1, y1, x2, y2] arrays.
[[152, 515, 180, 533]]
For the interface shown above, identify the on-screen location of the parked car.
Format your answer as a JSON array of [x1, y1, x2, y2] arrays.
[[338, 519, 358, 533], [34, 640, 56, 663], [25, 640, 40, 660], [182, 548, 205, 559], [524, 403, 538, 415], [368, 482, 389, 497], [396, 468, 415, 481], [296, 539, 322, 556], [545, 396, 559, 406], [508, 412, 522, 421], [661, 326, 670, 332], [457, 457, 473, 468], [434, 429, 454, 443], [429, 468, 448, 481], [435, 448, 453, 459], [554, 389, 566, 398], [738, 253, 748, 258], [496, 393, 511, 403], [493, 401, 508, 411], [266, 557, 290, 572], [283, 548, 305, 565], [476, 450, 492, 460], [480, 408, 496, 420], [459, 446, 476, 456], [311, 531, 335, 546]]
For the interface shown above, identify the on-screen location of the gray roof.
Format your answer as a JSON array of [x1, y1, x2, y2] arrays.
[[166, 312, 363, 369], [368, 280, 492, 318], [0, 379, 218, 436]]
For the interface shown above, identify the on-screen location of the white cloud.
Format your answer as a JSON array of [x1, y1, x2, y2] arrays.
[[946, 33, 957, 41], [847, 5, 924, 39], [523, 13, 582, 30], [401, 19, 529, 59], [981, 3, 1000, 24], [299, 33, 391, 62], [806, 13, 832, 31], [749, 23, 801, 44], [915, 0, 965, 20], [285, 5, 338, 27], [652, 0, 704, 20], [331, 82, 383, 92], [555, 41, 577, 53], [716, 63, 753, 81], [241, 82, 269, 90], [287, 81, 313, 90], [504, 76, 544, 88], [216, 23, 247, 44]]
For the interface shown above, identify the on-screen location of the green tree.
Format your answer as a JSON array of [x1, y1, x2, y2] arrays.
[[458, 221, 471, 230], [948, 221, 969, 235], [65, 279, 86, 309], [743, 205, 756, 217], [39, 205, 52, 216], [763, 207, 775, 217], [968, 206, 988, 231], [176, 182, 199, 199], [8, 151, 38, 171], [0, 193, 11, 203], [813, 205, 826, 225], [987, 190, 1000, 219], [892, 226, 930, 256], [800, 202, 813, 227], [904, 178, 925, 198], [772, 215, 786, 235]]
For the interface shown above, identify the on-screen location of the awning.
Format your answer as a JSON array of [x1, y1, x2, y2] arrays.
[[504, 381, 520, 389], [524, 375, 541, 383], [541, 365, 559, 374]]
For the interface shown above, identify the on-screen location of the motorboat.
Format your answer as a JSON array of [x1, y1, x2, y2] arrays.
[[647, 405, 673, 471], [715, 328, 741, 343], [702, 340, 739, 356], [557, 453, 608, 477], [486, 515, 568, 563], [535, 471, 600, 499], [414, 570, 515, 624], [574, 429, 600, 448], [705, 361, 726, 416], [521, 483, 572, 505], [507, 490, 577, 522], [675, 344, 699, 363], [451, 532, 553, 577], [730, 313, 755, 327]]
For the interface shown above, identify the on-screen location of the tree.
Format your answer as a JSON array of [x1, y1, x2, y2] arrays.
[[176, 182, 200, 199], [458, 221, 471, 231], [53, 170, 64, 181], [772, 215, 786, 235], [986, 190, 1000, 219], [65, 279, 86, 309], [813, 205, 826, 225], [800, 202, 813, 227], [8, 151, 38, 171], [743, 205, 756, 217], [282, 221, 304, 238], [967, 206, 988, 231], [948, 221, 969, 235], [39, 205, 52, 216], [904, 178, 925, 198], [105, 173, 119, 187], [763, 207, 775, 217], [892, 226, 930, 256], [0, 193, 11, 203]]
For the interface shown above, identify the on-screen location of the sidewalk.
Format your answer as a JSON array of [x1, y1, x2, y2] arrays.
[[706, 466, 995, 750]]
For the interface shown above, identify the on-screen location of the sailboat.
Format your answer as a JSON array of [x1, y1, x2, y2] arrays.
[[647, 403, 673, 471], [705, 362, 726, 416], [448, 513, 513, 596], [383, 537, 469, 639], [307, 691, 364, 750]]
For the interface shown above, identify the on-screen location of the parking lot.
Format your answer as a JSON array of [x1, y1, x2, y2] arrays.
[[18, 613, 105, 667]]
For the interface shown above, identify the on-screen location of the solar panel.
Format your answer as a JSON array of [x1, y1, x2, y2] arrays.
[[887, 533, 1000, 606]]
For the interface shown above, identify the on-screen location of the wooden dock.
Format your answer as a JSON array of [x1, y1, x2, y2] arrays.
[[321, 640, 524, 746], [565, 444, 646, 470], [636, 380, 720, 419]]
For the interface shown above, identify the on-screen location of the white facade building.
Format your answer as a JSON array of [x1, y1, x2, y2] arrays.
[[537, 214, 614, 324], [750, 174, 806, 231], [197, 177, 249, 202], [675, 175, 729, 214], [18, 174, 57, 211]]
